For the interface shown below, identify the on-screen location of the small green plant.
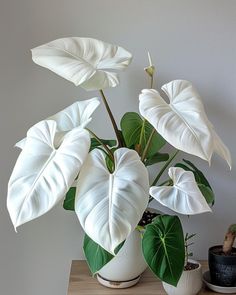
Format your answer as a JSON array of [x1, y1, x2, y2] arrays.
[[184, 233, 196, 267], [223, 224, 236, 255]]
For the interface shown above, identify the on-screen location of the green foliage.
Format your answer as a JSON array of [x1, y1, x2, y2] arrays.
[[105, 154, 114, 173], [105, 147, 117, 173], [145, 152, 169, 166], [90, 138, 116, 151], [63, 187, 76, 211], [120, 112, 166, 158], [83, 234, 114, 274], [184, 233, 196, 263], [229, 224, 236, 235], [142, 215, 185, 286], [145, 65, 155, 77], [83, 235, 125, 275], [175, 159, 215, 205], [198, 184, 214, 205], [114, 240, 125, 254]]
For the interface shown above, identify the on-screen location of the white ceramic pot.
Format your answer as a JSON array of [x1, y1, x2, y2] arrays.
[[162, 260, 202, 295], [97, 229, 147, 288]]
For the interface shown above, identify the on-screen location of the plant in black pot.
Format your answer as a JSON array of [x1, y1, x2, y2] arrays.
[[209, 224, 236, 287]]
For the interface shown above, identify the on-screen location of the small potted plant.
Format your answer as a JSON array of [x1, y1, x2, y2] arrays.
[[209, 224, 236, 287], [162, 233, 202, 295]]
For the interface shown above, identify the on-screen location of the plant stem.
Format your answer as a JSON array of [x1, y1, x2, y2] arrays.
[[141, 128, 155, 162], [223, 224, 236, 254], [86, 128, 114, 161], [139, 73, 154, 157], [138, 120, 145, 153], [185, 234, 188, 266], [150, 75, 154, 89], [159, 179, 171, 186], [99, 89, 123, 147], [151, 149, 179, 186]]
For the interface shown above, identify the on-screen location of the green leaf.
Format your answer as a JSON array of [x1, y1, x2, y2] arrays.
[[83, 234, 114, 274], [105, 154, 114, 173], [182, 159, 212, 189], [63, 187, 76, 211], [145, 65, 155, 77], [120, 112, 166, 158], [145, 152, 169, 166], [114, 240, 125, 254], [175, 163, 193, 172], [175, 159, 215, 205], [229, 224, 236, 234], [185, 233, 196, 241], [198, 184, 215, 205], [142, 215, 185, 286], [90, 138, 116, 152]]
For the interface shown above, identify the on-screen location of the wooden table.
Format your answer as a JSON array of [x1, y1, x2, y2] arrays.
[[67, 260, 222, 294]]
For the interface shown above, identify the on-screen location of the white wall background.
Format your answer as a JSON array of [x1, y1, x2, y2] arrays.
[[0, 0, 235, 294]]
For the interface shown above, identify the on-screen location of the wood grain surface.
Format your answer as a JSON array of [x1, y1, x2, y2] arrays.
[[67, 260, 223, 294]]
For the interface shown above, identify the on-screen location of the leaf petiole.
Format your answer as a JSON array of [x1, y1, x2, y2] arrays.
[[86, 128, 114, 162]]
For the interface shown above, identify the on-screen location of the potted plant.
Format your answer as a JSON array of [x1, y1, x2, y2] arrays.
[[162, 233, 202, 295], [209, 224, 236, 287], [7, 37, 231, 289]]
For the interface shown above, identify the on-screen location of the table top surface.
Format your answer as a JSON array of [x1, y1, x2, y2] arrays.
[[67, 260, 224, 295]]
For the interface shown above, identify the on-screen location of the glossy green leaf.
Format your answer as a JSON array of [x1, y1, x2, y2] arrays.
[[63, 187, 76, 211], [182, 159, 212, 189], [114, 240, 125, 254], [83, 234, 114, 274], [83, 235, 125, 274], [145, 152, 169, 166], [105, 154, 114, 173], [142, 215, 185, 286], [198, 184, 214, 205], [90, 138, 116, 152], [175, 159, 215, 205], [120, 112, 166, 158]]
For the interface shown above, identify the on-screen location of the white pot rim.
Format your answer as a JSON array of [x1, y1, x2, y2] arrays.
[[184, 259, 202, 273]]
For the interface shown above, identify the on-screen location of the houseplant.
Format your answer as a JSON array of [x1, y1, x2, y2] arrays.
[[209, 224, 236, 287], [162, 233, 202, 295], [7, 37, 231, 288]]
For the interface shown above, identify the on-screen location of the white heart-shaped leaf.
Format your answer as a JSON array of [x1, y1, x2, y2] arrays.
[[213, 130, 231, 168], [206, 121, 232, 169], [15, 97, 100, 149], [48, 97, 100, 130], [75, 148, 149, 254], [15, 138, 25, 149], [139, 80, 230, 166], [31, 37, 132, 90], [7, 120, 90, 230], [150, 167, 212, 215]]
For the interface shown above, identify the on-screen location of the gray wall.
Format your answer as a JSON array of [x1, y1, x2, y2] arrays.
[[0, 0, 235, 294]]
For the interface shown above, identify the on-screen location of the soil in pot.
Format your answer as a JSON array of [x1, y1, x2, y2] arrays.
[[209, 245, 236, 287], [211, 246, 236, 257], [184, 261, 199, 271], [138, 209, 159, 226]]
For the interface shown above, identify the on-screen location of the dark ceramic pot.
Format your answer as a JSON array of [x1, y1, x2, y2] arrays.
[[209, 245, 236, 287]]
